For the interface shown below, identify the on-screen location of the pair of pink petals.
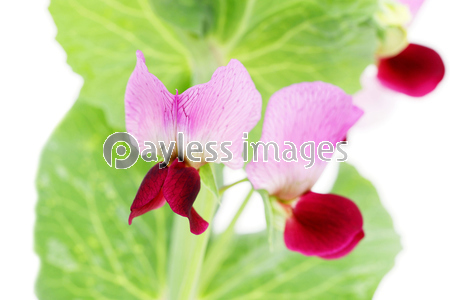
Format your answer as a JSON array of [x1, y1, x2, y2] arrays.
[[377, 43, 445, 97], [129, 159, 208, 235]]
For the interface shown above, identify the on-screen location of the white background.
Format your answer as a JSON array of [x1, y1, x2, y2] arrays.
[[0, 0, 449, 299]]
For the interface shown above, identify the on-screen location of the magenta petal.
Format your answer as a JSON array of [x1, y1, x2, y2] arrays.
[[163, 159, 208, 235], [188, 208, 209, 236], [129, 162, 168, 225], [284, 192, 364, 259], [320, 230, 365, 260], [377, 43, 445, 97]]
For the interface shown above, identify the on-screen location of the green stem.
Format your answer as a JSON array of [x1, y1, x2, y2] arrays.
[[219, 178, 249, 195], [225, 188, 254, 231], [166, 164, 223, 300], [167, 187, 218, 300], [199, 188, 254, 293]]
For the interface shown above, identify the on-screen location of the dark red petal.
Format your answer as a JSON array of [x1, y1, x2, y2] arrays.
[[320, 230, 365, 259], [128, 162, 168, 225], [284, 192, 364, 259], [377, 43, 445, 97], [163, 159, 208, 235]]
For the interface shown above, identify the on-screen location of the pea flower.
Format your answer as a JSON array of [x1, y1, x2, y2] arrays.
[[126, 50, 261, 234], [375, 0, 445, 97], [246, 82, 364, 259], [354, 0, 444, 126]]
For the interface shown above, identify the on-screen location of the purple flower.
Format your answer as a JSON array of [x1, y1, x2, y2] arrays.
[[246, 82, 365, 259], [126, 50, 261, 234]]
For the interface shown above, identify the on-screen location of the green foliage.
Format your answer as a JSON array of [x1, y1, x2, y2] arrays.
[[49, 0, 377, 142], [35, 103, 173, 299], [148, 0, 210, 35]]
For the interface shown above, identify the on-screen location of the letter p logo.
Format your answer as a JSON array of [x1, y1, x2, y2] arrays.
[[103, 132, 139, 169]]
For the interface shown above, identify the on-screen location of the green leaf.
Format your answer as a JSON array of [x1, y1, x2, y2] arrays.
[[35, 102, 220, 300], [35, 102, 173, 299], [199, 163, 401, 299], [148, 0, 211, 36], [49, 0, 378, 144], [199, 163, 220, 202], [209, 0, 378, 146], [49, 0, 194, 127], [257, 189, 274, 250]]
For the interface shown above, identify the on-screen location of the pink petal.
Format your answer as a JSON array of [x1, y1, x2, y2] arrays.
[[177, 59, 262, 169], [377, 43, 445, 97], [353, 66, 397, 128], [125, 50, 176, 153], [397, 0, 425, 20], [162, 159, 208, 235], [129, 162, 168, 225], [284, 192, 364, 259], [246, 82, 363, 200]]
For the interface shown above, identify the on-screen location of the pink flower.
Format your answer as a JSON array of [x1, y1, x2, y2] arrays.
[[355, 1, 444, 126], [246, 82, 364, 259], [126, 50, 261, 234], [376, 0, 445, 97]]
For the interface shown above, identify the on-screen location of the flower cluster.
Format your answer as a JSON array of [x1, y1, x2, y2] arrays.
[[124, 0, 444, 260], [125, 50, 365, 259]]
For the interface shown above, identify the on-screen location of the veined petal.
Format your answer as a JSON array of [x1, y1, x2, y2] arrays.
[[246, 82, 363, 200], [284, 192, 364, 259], [177, 59, 262, 169], [162, 159, 208, 235], [125, 50, 176, 153], [129, 162, 168, 225], [377, 43, 445, 97]]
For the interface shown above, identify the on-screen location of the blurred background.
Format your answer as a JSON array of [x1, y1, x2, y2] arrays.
[[1, 0, 449, 299]]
